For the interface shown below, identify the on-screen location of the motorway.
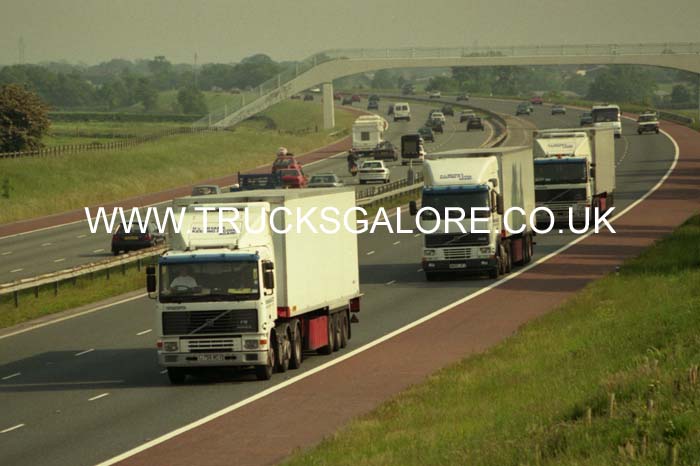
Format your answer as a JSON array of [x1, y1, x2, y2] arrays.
[[0, 98, 676, 466], [0, 99, 490, 285]]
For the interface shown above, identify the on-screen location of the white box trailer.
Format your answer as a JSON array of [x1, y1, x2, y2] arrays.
[[149, 188, 361, 383], [411, 146, 535, 280], [351, 115, 388, 156]]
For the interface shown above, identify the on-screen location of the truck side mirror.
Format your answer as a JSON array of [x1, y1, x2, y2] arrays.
[[146, 265, 156, 295], [496, 194, 504, 215], [409, 200, 418, 216], [263, 261, 275, 290], [590, 167, 596, 178]]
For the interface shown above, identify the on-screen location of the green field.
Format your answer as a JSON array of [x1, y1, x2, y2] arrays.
[[0, 100, 354, 224], [43, 121, 188, 146], [120, 90, 258, 114], [285, 215, 700, 466]]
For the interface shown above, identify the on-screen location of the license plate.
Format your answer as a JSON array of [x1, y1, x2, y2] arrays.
[[124, 236, 138, 240], [449, 263, 467, 269], [197, 354, 226, 362]]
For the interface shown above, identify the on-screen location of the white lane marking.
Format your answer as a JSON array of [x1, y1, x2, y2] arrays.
[[76, 234, 87, 239], [92, 248, 105, 254], [366, 250, 375, 256], [417, 268, 423, 272], [75, 348, 95, 357], [414, 233, 421, 237], [97, 130, 681, 466], [53, 258, 66, 263], [392, 241, 401, 245], [0, 293, 148, 341], [616, 135, 631, 167], [1, 251, 11, 255], [2, 372, 20, 380], [136, 329, 152, 336], [0, 424, 25, 434], [160, 370, 168, 375], [88, 393, 110, 402], [386, 280, 396, 285], [10, 268, 23, 273], [41, 242, 52, 247]]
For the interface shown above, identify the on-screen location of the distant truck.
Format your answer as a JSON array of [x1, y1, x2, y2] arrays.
[[235, 172, 283, 191], [409, 146, 535, 280], [400, 134, 425, 165], [147, 189, 362, 384], [533, 128, 616, 225], [591, 104, 622, 138], [351, 115, 389, 157]]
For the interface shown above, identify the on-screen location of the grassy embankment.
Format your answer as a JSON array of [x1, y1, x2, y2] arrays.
[[0, 99, 354, 224], [284, 215, 700, 466]]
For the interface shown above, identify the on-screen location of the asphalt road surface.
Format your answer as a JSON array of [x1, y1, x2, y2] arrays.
[[0, 97, 676, 466]]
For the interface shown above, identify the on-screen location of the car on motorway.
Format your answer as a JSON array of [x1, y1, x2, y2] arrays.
[[430, 111, 446, 124], [637, 113, 660, 134], [372, 140, 399, 161], [401, 83, 415, 95], [342, 96, 353, 105], [303, 94, 314, 101], [459, 110, 477, 123], [111, 222, 165, 255], [191, 185, 221, 196], [531, 95, 544, 105], [393, 102, 411, 121], [418, 126, 435, 142], [387, 104, 394, 115], [308, 173, 344, 188], [333, 92, 342, 100], [580, 111, 594, 126], [427, 117, 444, 133], [551, 104, 566, 115], [441, 105, 454, 116], [369, 94, 380, 102], [358, 160, 390, 184], [428, 90, 442, 99], [290, 94, 301, 100], [279, 168, 308, 188], [351, 94, 361, 102], [367, 100, 379, 110], [272, 155, 302, 173], [516, 102, 532, 115], [466, 116, 485, 131], [456, 94, 469, 101]]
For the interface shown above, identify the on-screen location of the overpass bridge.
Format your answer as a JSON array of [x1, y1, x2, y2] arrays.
[[195, 42, 700, 130]]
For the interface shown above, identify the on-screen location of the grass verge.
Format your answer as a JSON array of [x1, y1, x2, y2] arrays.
[[0, 100, 354, 224], [283, 215, 700, 466]]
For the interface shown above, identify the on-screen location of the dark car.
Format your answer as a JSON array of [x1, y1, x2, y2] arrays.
[[466, 116, 485, 131], [459, 110, 477, 123], [111, 223, 164, 255], [303, 94, 314, 101], [290, 94, 301, 100], [456, 94, 469, 101], [342, 96, 353, 105], [387, 104, 394, 115], [272, 155, 302, 173], [551, 104, 566, 115], [441, 105, 454, 116], [369, 94, 380, 102], [333, 92, 342, 100], [579, 112, 594, 126], [372, 140, 399, 161], [367, 100, 379, 110], [516, 102, 532, 116], [427, 118, 444, 133], [417, 126, 435, 142]]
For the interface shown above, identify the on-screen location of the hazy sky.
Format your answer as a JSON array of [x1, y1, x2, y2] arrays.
[[1, 0, 698, 65]]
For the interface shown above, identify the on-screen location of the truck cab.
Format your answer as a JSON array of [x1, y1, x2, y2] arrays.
[[591, 104, 622, 138]]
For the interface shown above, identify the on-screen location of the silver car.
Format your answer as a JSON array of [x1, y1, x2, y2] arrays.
[[308, 173, 344, 188]]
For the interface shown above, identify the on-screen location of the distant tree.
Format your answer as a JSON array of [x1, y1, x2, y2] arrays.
[[587, 66, 657, 104], [425, 76, 457, 92], [371, 70, 396, 90], [0, 84, 51, 152], [135, 77, 158, 111], [147, 56, 176, 90], [177, 86, 207, 114], [564, 74, 590, 96], [671, 84, 691, 104]]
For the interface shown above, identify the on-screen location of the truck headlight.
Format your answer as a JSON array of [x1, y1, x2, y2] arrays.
[[479, 247, 491, 254], [163, 341, 179, 352], [423, 249, 436, 257], [244, 340, 259, 350]]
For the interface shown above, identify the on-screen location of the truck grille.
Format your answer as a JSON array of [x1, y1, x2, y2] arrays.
[[184, 338, 240, 352], [443, 248, 473, 260], [162, 309, 258, 336], [425, 233, 489, 247], [535, 188, 586, 203]]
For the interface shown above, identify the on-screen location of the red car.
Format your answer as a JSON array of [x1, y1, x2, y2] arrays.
[[272, 155, 302, 173], [279, 168, 307, 188], [531, 96, 543, 105], [333, 92, 342, 100], [351, 94, 361, 102]]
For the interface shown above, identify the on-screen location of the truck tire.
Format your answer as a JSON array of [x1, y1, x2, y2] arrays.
[[256, 338, 275, 381], [317, 315, 335, 355], [339, 313, 349, 349], [275, 328, 290, 373], [505, 244, 512, 273], [289, 320, 303, 369], [167, 367, 187, 385], [332, 313, 342, 352], [425, 271, 439, 281]]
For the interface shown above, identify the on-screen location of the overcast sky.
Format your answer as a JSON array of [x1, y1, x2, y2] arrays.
[[1, 0, 698, 65]]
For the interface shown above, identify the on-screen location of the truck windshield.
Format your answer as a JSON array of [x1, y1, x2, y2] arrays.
[[535, 160, 587, 185], [421, 190, 490, 219], [159, 261, 260, 303], [592, 108, 619, 123]]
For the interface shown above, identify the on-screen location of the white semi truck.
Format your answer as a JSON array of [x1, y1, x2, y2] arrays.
[[409, 147, 535, 280], [146, 189, 361, 384], [591, 104, 622, 138], [533, 128, 615, 225], [351, 115, 389, 157]]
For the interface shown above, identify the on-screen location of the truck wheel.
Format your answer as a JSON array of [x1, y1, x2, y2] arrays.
[[317, 315, 335, 355], [289, 320, 303, 369], [255, 343, 275, 381], [425, 271, 439, 281], [489, 266, 499, 279], [167, 367, 187, 385], [339, 313, 349, 349], [276, 329, 290, 373], [332, 313, 342, 352]]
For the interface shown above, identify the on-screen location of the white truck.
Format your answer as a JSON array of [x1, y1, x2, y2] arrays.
[[146, 189, 361, 384], [409, 147, 535, 280], [591, 104, 622, 138], [533, 128, 615, 225], [351, 115, 389, 157]]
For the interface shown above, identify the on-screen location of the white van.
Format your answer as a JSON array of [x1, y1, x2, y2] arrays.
[[393, 102, 411, 122], [591, 104, 622, 138]]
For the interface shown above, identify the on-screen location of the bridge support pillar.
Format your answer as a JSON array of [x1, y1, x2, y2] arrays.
[[322, 82, 335, 129]]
